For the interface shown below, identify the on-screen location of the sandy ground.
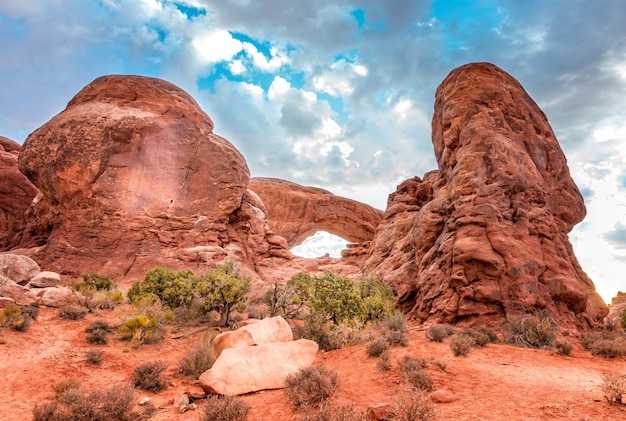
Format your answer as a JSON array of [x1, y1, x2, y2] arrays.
[[1, 307, 625, 421]]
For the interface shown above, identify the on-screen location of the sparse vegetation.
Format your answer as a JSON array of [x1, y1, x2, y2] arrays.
[[33, 381, 135, 421], [398, 355, 433, 391], [85, 320, 112, 345], [118, 313, 164, 345], [393, 390, 438, 421], [285, 365, 339, 407], [448, 333, 475, 356], [77, 272, 117, 291], [1, 304, 37, 332], [381, 313, 409, 346], [581, 330, 626, 358], [58, 304, 88, 320], [200, 395, 250, 421], [377, 350, 392, 372], [366, 336, 389, 357], [178, 334, 218, 378], [132, 360, 168, 392], [601, 373, 626, 405], [502, 310, 557, 349], [555, 339, 574, 356], [425, 324, 458, 342], [73, 272, 123, 310], [302, 402, 366, 421], [85, 349, 104, 365]]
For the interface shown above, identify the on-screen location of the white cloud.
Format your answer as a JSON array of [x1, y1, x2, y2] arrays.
[[242, 42, 289, 71], [193, 30, 243, 63], [312, 59, 368, 96], [291, 231, 348, 258], [267, 75, 291, 99]]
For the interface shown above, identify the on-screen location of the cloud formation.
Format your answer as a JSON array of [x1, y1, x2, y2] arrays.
[[1, 0, 625, 303]]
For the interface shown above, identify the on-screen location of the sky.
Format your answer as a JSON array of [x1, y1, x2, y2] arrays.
[[1, 0, 625, 304]]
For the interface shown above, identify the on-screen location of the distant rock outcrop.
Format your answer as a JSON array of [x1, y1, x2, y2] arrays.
[[366, 62, 607, 328], [15, 75, 290, 280], [249, 177, 383, 247], [0, 137, 40, 249], [606, 292, 626, 328]]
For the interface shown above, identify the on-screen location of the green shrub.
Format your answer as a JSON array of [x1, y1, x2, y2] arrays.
[[1, 304, 36, 332], [197, 261, 251, 326], [366, 336, 389, 357], [502, 311, 556, 349], [118, 314, 163, 345], [285, 365, 339, 407], [178, 335, 218, 378], [59, 305, 88, 320], [555, 339, 574, 356], [132, 360, 168, 392], [200, 395, 250, 421], [359, 271, 395, 322], [397, 355, 432, 391], [449, 334, 475, 356], [128, 266, 198, 309], [393, 390, 438, 421], [34, 382, 135, 421], [78, 272, 116, 291], [425, 324, 458, 342], [85, 349, 104, 365], [308, 271, 365, 324], [601, 373, 626, 405]]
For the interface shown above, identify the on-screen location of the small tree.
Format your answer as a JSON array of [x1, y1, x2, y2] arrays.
[[197, 262, 250, 326], [309, 271, 364, 324], [359, 270, 395, 322], [264, 280, 306, 319], [127, 266, 198, 309]]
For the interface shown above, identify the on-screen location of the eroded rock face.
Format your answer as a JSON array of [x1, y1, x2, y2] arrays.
[[16, 75, 288, 279], [0, 137, 40, 249], [366, 63, 607, 328], [249, 177, 384, 247]]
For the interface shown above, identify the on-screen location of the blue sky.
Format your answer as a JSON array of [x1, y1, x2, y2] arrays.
[[1, 0, 625, 303]]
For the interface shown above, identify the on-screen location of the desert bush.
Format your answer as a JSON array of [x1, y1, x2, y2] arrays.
[[398, 355, 432, 391], [264, 280, 307, 319], [85, 349, 104, 365], [308, 271, 365, 324], [59, 305, 88, 320], [502, 311, 556, 349], [77, 272, 116, 291], [285, 365, 339, 407], [178, 335, 218, 378], [128, 266, 197, 309], [200, 395, 250, 421], [118, 314, 164, 345], [132, 360, 168, 392], [1, 304, 35, 332], [303, 402, 366, 421], [425, 324, 458, 342], [34, 381, 135, 421], [463, 325, 498, 346], [393, 390, 438, 421], [85, 320, 112, 345], [359, 270, 396, 322], [449, 333, 475, 356], [381, 313, 409, 346], [366, 336, 389, 357], [294, 314, 333, 350], [555, 339, 574, 356], [601, 373, 626, 405], [377, 350, 392, 372], [91, 290, 124, 310], [196, 261, 251, 326], [52, 377, 82, 397], [589, 338, 626, 358], [429, 358, 447, 372]]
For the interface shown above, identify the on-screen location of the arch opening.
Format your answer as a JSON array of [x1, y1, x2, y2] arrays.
[[290, 231, 349, 258]]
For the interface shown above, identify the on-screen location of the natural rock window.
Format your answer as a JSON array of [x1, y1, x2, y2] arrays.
[[290, 231, 348, 258]]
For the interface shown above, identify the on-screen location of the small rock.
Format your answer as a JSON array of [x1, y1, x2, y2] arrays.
[[138, 397, 150, 406], [366, 403, 394, 421], [430, 389, 458, 403]]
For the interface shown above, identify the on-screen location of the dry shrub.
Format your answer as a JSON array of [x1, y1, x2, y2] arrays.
[[425, 324, 458, 342], [85, 349, 104, 366], [285, 365, 339, 407], [1, 304, 35, 332], [555, 339, 574, 356], [366, 336, 389, 357], [33, 382, 135, 421], [502, 312, 556, 349], [132, 360, 168, 392], [393, 390, 438, 421], [85, 320, 112, 345], [52, 377, 81, 397], [398, 355, 432, 391], [179, 335, 218, 378], [377, 350, 392, 372], [448, 334, 475, 356], [590, 338, 626, 358], [303, 402, 366, 421], [200, 395, 250, 421], [382, 313, 409, 346], [462, 325, 498, 347], [601, 373, 626, 405]]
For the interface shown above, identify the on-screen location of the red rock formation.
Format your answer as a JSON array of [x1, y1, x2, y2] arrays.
[[248, 177, 383, 247], [366, 63, 607, 328], [0, 137, 40, 249], [16, 75, 289, 280]]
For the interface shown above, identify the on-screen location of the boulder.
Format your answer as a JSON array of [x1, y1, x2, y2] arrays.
[[0, 137, 40, 250], [35, 286, 75, 307], [249, 177, 384, 248], [211, 316, 293, 357], [27, 271, 61, 288], [0, 254, 40, 285], [199, 339, 318, 395], [0, 275, 37, 306], [366, 63, 607, 329]]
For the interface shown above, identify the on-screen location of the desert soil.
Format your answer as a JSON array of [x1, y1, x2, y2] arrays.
[[1, 307, 625, 421]]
